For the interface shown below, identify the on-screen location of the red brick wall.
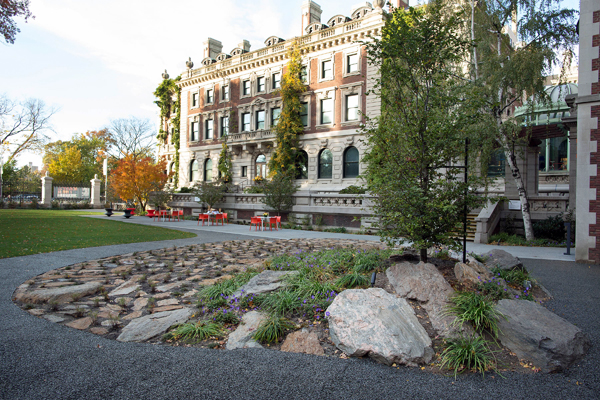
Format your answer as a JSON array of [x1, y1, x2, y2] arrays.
[[587, 10, 600, 262]]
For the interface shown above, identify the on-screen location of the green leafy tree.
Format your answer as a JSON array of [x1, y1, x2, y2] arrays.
[[468, 0, 578, 240], [192, 181, 226, 210], [154, 76, 181, 186], [268, 42, 306, 178], [363, 2, 488, 262], [261, 173, 298, 216]]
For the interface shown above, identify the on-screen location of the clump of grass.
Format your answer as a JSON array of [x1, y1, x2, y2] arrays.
[[149, 282, 157, 293], [163, 321, 222, 342], [252, 314, 295, 344], [261, 291, 302, 316], [440, 335, 496, 378], [117, 298, 128, 308], [336, 272, 369, 288], [71, 293, 83, 302], [446, 292, 503, 337], [147, 297, 156, 310], [73, 306, 86, 318], [48, 300, 59, 311], [108, 314, 120, 330], [88, 311, 99, 325], [490, 267, 531, 288], [212, 310, 240, 325], [476, 278, 510, 301]]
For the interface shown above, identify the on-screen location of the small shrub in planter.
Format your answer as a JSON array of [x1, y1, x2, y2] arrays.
[[533, 214, 566, 241]]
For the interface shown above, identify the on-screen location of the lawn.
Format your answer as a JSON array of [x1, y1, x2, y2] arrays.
[[0, 209, 196, 258]]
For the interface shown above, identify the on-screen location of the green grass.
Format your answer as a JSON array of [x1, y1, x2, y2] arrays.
[[446, 292, 503, 338], [0, 209, 196, 258], [440, 335, 496, 378]]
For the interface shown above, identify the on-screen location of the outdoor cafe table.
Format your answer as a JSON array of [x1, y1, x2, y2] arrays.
[[158, 210, 170, 222], [201, 213, 222, 225]]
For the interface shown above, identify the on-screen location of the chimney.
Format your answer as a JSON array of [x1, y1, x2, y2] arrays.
[[203, 38, 223, 59], [301, 0, 322, 35], [238, 40, 251, 53]]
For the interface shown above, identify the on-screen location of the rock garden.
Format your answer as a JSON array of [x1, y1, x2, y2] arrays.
[[12, 239, 590, 377]]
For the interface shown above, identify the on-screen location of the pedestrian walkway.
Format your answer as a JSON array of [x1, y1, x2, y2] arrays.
[[86, 213, 576, 262]]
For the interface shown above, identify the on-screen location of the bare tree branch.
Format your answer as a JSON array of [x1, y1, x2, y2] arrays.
[[106, 117, 156, 160]]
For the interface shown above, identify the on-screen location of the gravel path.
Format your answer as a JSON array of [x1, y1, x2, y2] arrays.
[[1, 229, 599, 400]]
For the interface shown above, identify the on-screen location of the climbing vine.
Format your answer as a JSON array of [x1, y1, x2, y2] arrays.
[[268, 41, 306, 178], [154, 75, 181, 186], [218, 140, 232, 183]]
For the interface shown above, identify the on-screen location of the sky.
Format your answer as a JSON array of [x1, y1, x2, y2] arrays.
[[0, 0, 580, 168]]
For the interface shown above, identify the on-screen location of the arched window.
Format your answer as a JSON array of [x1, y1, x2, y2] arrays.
[[255, 154, 267, 178], [204, 159, 213, 182], [318, 149, 332, 179], [189, 159, 198, 182], [295, 150, 308, 179], [343, 146, 359, 178], [168, 162, 175, 183]]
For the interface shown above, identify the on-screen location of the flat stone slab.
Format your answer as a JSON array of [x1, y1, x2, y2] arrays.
[[226, 311, 266, 350], [232, 270, 298, 299], [116, 308, 193, 342], [386, 262, 458, 337], [16, 282, 103, 304], [43, 314, 66, 323], [108, 278, 140, 297], [496, 299, 591, 372], [327, 288, 433, 366], [65, 317, 93, 330]]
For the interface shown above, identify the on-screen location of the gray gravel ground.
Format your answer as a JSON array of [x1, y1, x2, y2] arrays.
[[1, 229, 599, 400]]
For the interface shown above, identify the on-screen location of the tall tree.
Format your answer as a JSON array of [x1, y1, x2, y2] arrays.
[[0, 95, 55, 163], [110, 155, 168, 210], [43, 130, 110, 182], [363, 2, 488, 261], [106, 117, 155, 160], [268, 42, 306, 178], [469, 0, 578, 240], [0, 0, 32, 44]]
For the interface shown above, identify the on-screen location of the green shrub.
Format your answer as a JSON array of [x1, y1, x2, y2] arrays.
[[490, 267, 531, 288], [440, 335, 496, 378], [252, 314, 295, 343], [446, 292, 503, 337], [163, 321, 222, 342], [339, 185, 366, 195], [353, 251, 383, 273], [533, 214, 565, 241], [243, 185, 264, 194], [177, 186, 194, 193], [476, 279, 510, 301], [212, 310, 240, 324]]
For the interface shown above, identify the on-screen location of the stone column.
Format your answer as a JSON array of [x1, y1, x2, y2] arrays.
[[90, 174, 102, 208], [41, 172, 53, 207]]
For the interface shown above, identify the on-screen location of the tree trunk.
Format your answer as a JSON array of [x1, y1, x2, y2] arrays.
[[420, 248, 428, 263], [504, 146, 536, 241]]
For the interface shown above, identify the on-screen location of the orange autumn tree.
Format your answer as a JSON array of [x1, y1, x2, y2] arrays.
[[111, 155, 169, 210]]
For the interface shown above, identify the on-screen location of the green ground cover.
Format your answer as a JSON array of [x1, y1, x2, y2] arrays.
[[0, 210, 196, 258]]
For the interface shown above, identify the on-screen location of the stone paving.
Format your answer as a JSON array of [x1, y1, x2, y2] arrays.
[[12, 238, 385, 346]]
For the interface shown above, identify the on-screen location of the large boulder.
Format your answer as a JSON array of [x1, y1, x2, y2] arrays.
[[226, 311, 266, 350], [496, 299, 591, 372], [15, 282, 103, 304], [116, 308, 193, 342], [482, 249, 524, 271], [326, 288, 433, 366], [281, 330, 324, 356], [232, 270, 298, 299], [386, 262, 458, 337], [454, 262, 492, 285]]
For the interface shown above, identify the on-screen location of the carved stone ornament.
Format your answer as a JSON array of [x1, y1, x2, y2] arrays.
[[186, 57, 194, 69], [373, 0, 385, 11], [162, 69, 169, 80], [320, 139, 329, 147], [345, 137, 354, 146]]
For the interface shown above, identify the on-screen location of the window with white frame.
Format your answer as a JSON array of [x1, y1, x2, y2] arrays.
[[192, 92, 198, 107], [222, 85, 229, 101], [321, 59, 333, 80], [242, 80, 250, 96], [205, 119, 213, 139], [256, 110, 265, 130], [318, 149, 333, 179], [242, 112, 251, 131], [320, 98, 333, 124], [204, 159, 213, 182], [189, 159, 199, 182], [271, 107, 281, 127], [257, 76, 265, 93], [300, 65, 308, 83], [272, 72, 281, 89], [300, 102, 309, 127], [346, 94, 359, 121], [206, 89, 214, 104], [220, 115, 229, 137], [343, 146, 359, 178], [191, 121, 198, 141], [347, 53, 359, 74]]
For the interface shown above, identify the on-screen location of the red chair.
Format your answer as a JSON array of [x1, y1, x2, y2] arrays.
[[214, 213, 225, 226], [127, 208, 136, 216], [171, 210, 183, 221], [197, 214, 209, 226], [222, 213, 228, 224], [250, 216, 262, 231], [146, 210, 157, 219], [276, 216, 281, 229], [268, 217, 279, 231]]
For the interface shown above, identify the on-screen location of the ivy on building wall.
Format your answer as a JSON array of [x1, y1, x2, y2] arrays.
[[218, 140, 232, 183], [153, 75, 181, 186], [268, 41, 306, 178]]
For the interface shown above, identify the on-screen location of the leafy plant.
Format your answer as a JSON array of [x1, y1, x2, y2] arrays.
[[533, 214, 566, 241], [261, 172, 298, 216], [212, 310, 240, 325], [339, 185, 366, 195], [446, 292, 503, 337], [476, 278, 510, 301], [164, 321, 222, 342], [261, 291, 302, 316], [440, 335, 496, 378], [336, 272, 369, 288], [252, 314, 295, 344]]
